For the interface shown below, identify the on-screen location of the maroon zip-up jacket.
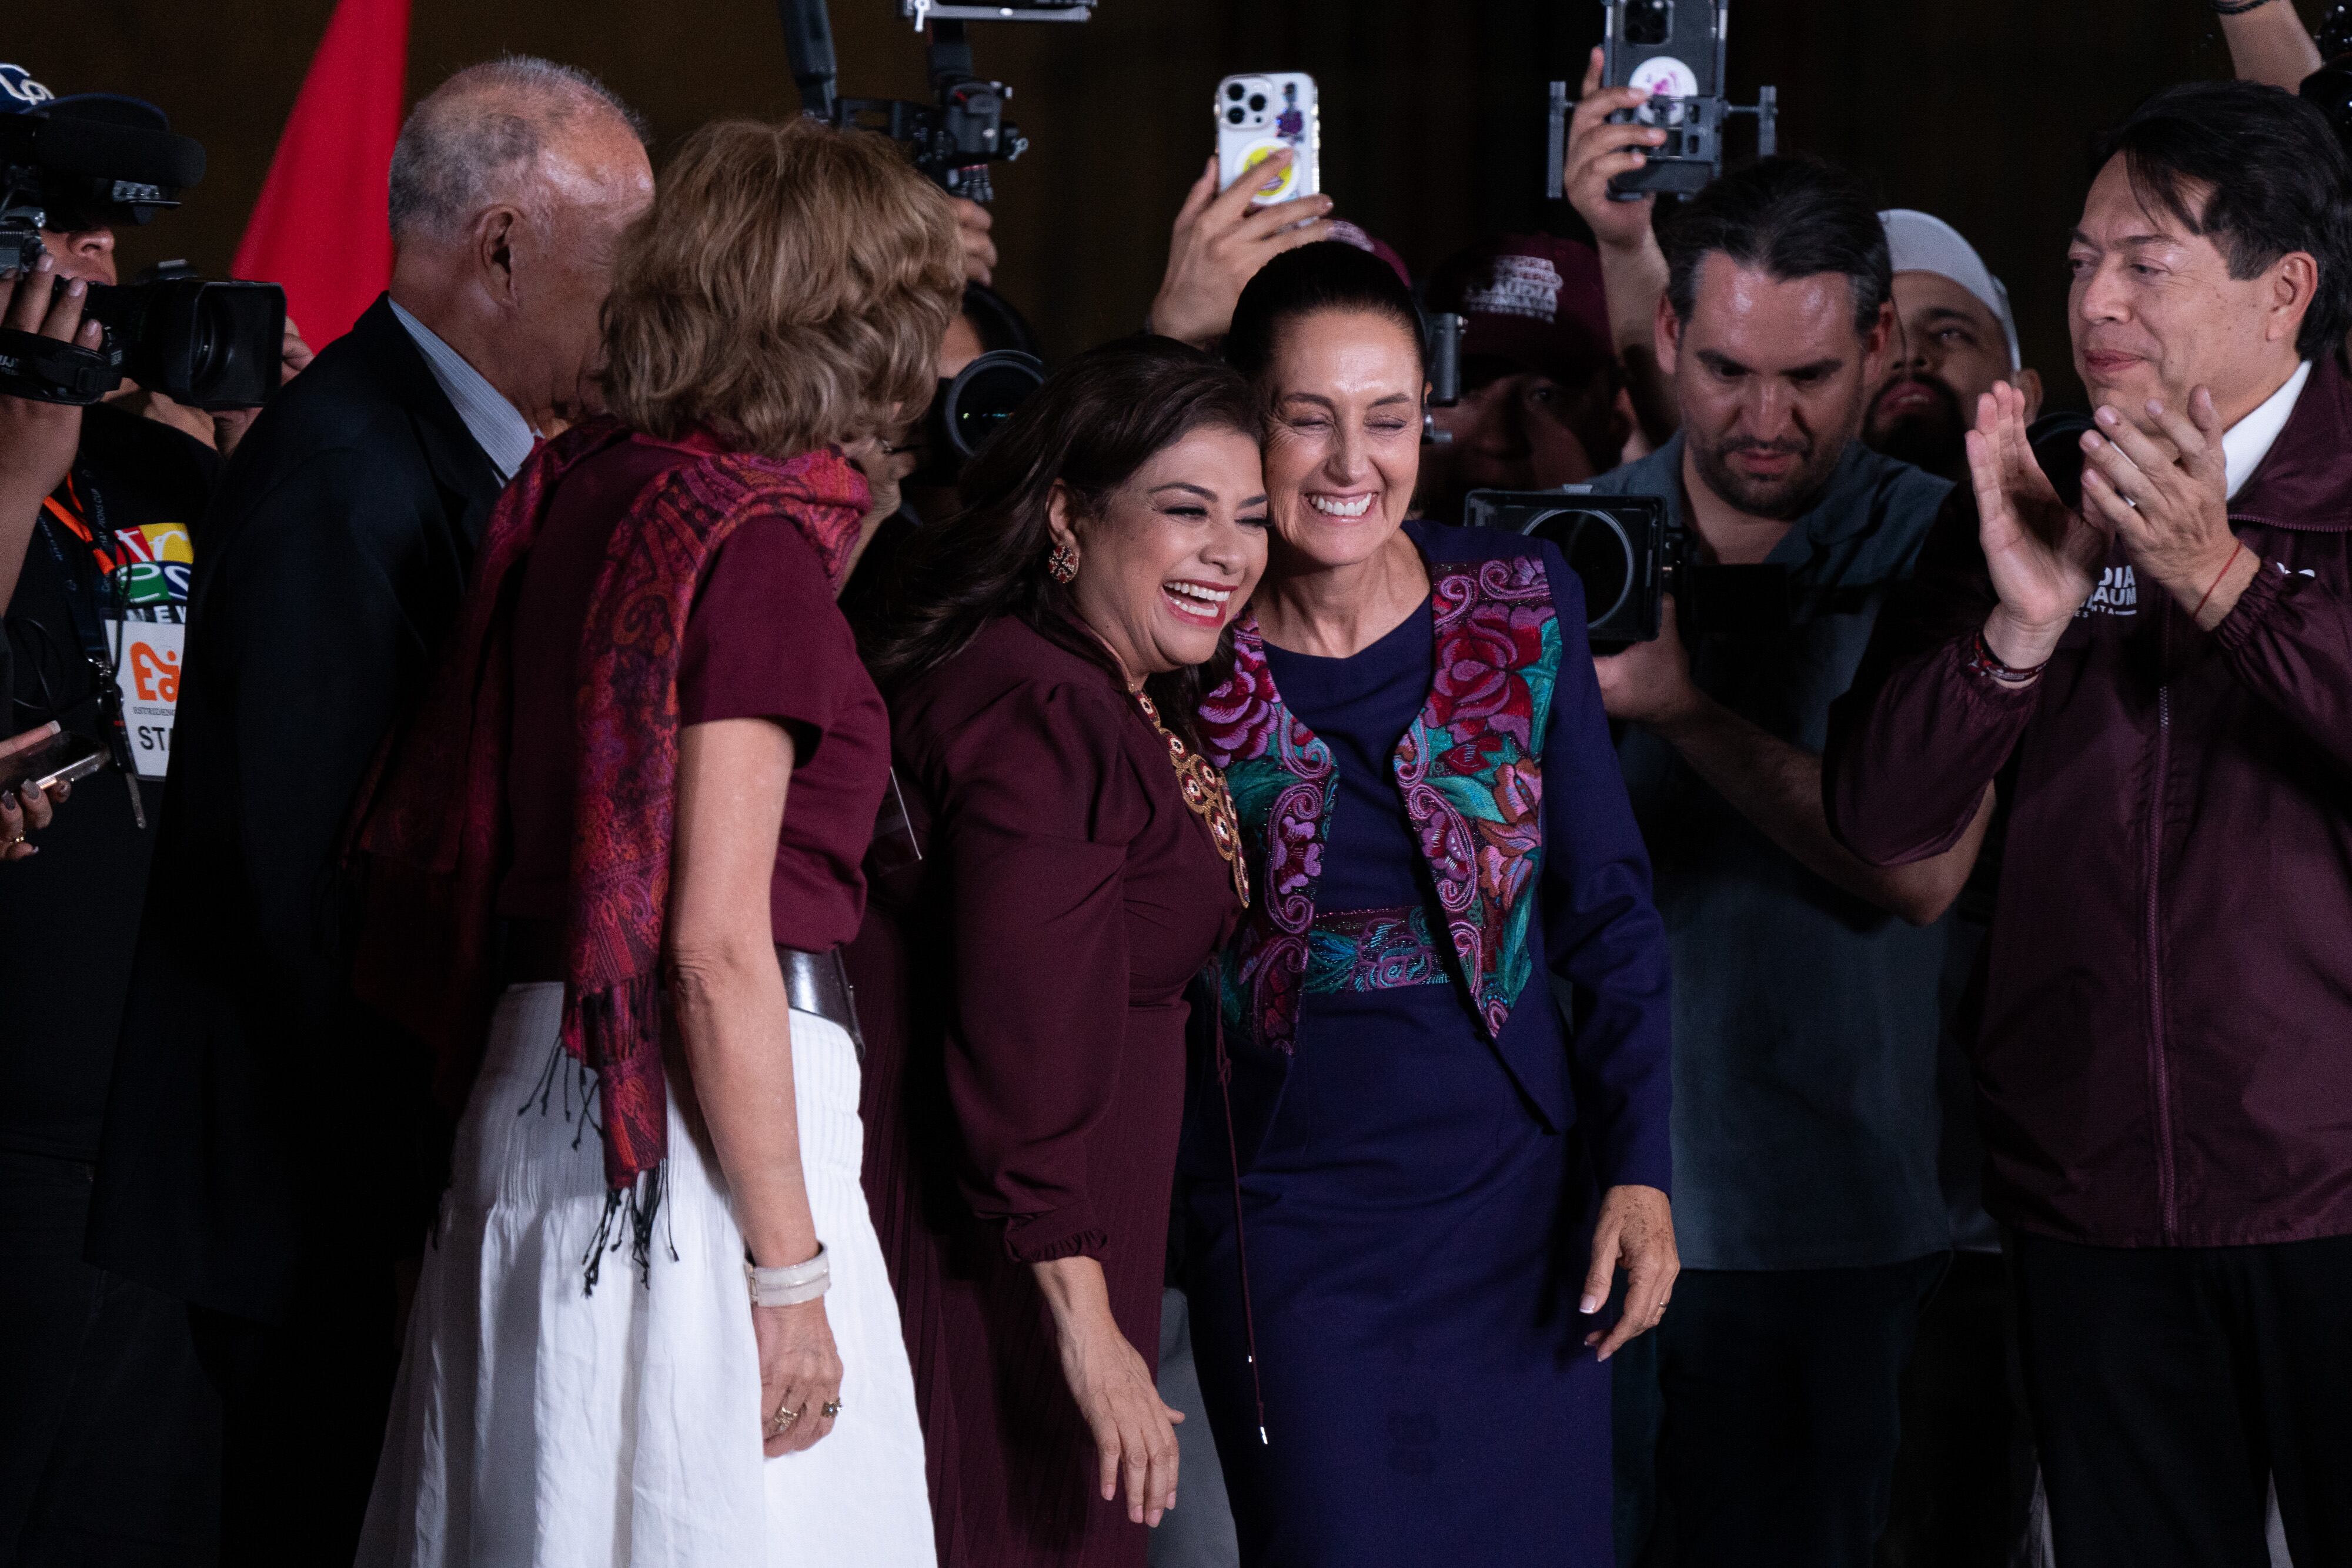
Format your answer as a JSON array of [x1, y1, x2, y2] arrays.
[[1825, 355, 2352, 1249]]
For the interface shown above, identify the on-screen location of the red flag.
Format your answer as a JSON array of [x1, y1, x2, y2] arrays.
[[232, 0, 409, 349]]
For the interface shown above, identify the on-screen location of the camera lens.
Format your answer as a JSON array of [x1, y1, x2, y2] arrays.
[[1531, 509, 1635, 629], [943, 350, 1047, 463], [1227, 82, 1246, 100], [1227, 106, 1245, 125], [1248, 93, 1268, 112]]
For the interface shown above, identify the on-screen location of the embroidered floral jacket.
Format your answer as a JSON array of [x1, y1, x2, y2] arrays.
[[1203, 550, 1560, 1052], [1194, 522, 1675, 1191]]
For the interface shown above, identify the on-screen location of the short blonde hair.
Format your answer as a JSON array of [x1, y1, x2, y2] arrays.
[[600, 118, 963, 457]]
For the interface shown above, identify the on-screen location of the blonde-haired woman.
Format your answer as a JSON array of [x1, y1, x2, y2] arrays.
[[349, 118, 961, 1567]]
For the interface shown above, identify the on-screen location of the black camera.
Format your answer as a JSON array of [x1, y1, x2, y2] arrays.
[[782, 1, 1057, 205], [1463, 487, 1791, 649], [1465, 490, 1668, 646], [920, 347, 1044, 483], [0, 90, 285, 407]]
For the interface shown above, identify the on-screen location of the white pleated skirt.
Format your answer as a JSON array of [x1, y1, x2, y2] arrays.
[[356, 983, 937, 1568]]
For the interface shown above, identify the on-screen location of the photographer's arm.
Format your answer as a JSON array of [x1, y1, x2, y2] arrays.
[[2221, 0, 2321, 91], [1596, 596, 1992, 925], [0, 255, 102, 608], [1563, 48, 1678, 448]]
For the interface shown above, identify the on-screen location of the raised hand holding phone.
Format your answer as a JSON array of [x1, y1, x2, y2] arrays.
[[1147, 148, 1334, 349]]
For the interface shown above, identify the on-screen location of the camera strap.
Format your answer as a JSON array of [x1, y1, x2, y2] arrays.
[[0, 326, 121, 406], [33, 474, 146, 827]]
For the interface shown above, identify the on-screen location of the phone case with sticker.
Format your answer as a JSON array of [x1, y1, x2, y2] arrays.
[[1214, 72, 1319, 205]]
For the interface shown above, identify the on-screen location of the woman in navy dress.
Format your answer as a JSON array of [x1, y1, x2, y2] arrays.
[[1182, 243, 1678, 1563]]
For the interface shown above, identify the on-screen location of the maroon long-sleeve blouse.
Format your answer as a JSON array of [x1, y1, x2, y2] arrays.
[[851, 615, 1241, 1568]]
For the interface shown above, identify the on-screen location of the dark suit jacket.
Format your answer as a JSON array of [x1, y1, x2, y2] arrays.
[[88, 296, 505, 1323]]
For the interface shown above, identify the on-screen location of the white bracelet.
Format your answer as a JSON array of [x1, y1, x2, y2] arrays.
[[746, 1245, 831, 1306]]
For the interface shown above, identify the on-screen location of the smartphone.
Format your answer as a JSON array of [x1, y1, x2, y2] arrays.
[[1215, 72, 1319, 205], [0, 726, 107, 797], [1600, 0, 1726, 198]]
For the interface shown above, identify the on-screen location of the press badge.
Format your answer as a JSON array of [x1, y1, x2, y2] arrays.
[[104, 520, 193, 781]]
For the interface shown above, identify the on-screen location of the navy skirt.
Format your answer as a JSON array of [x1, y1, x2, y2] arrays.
[[1184, 981, 1612, 1565]]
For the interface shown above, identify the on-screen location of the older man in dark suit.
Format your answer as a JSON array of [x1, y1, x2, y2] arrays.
[[88, 57, 652, 1565]]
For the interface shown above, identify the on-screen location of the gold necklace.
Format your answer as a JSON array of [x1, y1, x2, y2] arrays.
[[1133, 691, 1250, 909]]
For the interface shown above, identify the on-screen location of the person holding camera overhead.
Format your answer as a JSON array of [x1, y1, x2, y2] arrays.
[[850, 339, 1267, 1568], [348, 115, 956, 1566], [83, 58, 654, 1567], [1177, 241, 1675, 1564], [0, 63, 308, 1566]]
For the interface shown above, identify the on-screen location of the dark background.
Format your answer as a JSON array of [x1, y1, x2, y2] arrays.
[[12, 0, 2329, 401]]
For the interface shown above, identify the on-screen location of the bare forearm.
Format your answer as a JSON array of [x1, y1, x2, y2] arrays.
[[1598, 238, 1676, 444], [1655, 694, 1983, 923], [2222, 0, 2321, 89], [674, 948, 820, 1268], [1032, 1254, 1116, 1334]]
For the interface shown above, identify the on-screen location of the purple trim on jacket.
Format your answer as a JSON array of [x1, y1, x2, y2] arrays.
[[1826, 355, 2352, 1248]]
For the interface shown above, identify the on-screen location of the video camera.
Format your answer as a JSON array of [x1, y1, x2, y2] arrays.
[[1462, 487, 1788, 649], [0, 74, 284, 408], [781, 0, 1087, 205]]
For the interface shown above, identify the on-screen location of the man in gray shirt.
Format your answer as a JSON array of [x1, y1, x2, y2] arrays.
[[1582, 157, 1987, 1566]]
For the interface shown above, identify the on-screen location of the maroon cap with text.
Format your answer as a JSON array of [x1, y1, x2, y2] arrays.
[[1424, 233, 1614, 387]]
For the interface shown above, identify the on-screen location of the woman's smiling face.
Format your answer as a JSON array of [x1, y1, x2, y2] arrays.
[[1260, 307, 1426, 572], [1053, 423, 1269, 680]]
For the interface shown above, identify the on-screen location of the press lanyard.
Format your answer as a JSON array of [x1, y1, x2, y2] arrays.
[[32, 473, 146, 828]]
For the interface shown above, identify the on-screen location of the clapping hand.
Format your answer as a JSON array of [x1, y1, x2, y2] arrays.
[[2077, 389, 2250, 627], [1966, 382, 2110, 668]]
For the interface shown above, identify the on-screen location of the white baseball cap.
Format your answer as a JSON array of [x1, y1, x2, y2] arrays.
[[1879, 209, 2022, 372]]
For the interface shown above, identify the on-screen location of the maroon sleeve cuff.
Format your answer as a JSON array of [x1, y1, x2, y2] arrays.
[[2209, 554, 2290, 656], [998, 1206, 1110, 1265]]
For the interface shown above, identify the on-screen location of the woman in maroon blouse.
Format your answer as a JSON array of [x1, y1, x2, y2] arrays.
[[853, 340, 1267, 1566], [347, 121, 961, 1565]]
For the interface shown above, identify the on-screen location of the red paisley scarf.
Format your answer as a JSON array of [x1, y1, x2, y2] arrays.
[[350, 416, 868, 1257]]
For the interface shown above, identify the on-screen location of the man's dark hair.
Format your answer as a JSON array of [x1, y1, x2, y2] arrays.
[[1662, 155, 1891, 337], [2093, 81, 2352, 362]]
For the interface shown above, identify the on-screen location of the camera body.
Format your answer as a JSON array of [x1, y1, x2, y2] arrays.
[[1465, 490, 1668, 647], [0, 98, 284, 407], [781, 0, 1048, 205], [1462, 486, 1790, 650]]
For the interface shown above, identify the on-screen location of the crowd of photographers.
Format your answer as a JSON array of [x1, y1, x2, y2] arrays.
[[5, 0, 2352, 1563]]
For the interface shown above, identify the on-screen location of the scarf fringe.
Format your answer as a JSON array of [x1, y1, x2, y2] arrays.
[[581, 1162, 673, 1295]]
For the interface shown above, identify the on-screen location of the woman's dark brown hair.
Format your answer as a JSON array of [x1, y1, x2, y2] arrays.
[[862, 337, 1263, 746]]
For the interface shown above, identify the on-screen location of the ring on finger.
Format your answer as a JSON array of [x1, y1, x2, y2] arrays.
[[821, 1400, 843, 1417]]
